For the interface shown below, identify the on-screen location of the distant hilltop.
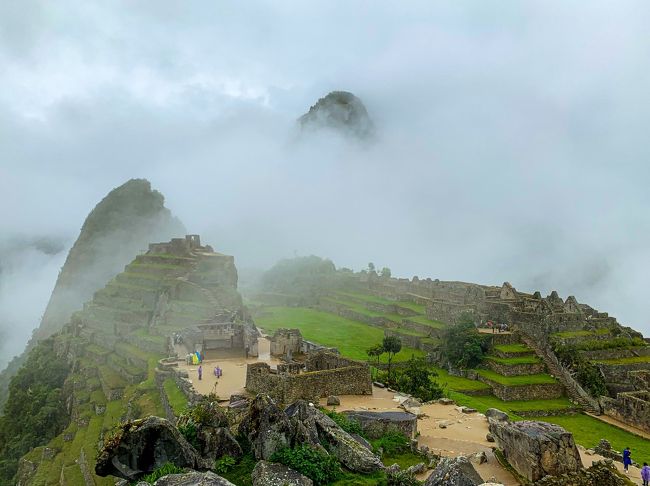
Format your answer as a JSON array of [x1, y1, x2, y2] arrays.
[[298, 91, 375, 139]]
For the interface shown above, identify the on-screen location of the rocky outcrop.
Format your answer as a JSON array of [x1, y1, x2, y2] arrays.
[[252, 460, 313, 486], [286, 400, 383, 473], [424, 456, 483, 486], [177, 402, 242, 461], [343, 410, 418, 439], [488, 419, 582, 481], [530, 460, 626, 486], [152, 471, 236, 485], [95, 416, 211, 480], [298, 91, 374, 139], [485, 408, 509, 422], [238, 394, 292, 460]]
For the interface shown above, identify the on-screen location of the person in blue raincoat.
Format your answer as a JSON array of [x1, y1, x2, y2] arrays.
[[623, 447, 632, 473]]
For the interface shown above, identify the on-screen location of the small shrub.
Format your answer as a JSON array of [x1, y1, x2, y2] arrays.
[[372, 432, 410, 456], [271, 445, 341, 485], [214, 455, 236, 474], [387, 469, 421, 486], [322, 409, 364, 436], [140, 463, 185, 484], [177, 422, 199, 449]]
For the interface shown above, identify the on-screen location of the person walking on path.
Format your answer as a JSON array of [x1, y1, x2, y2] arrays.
[[623, 447, 632, 473], [198, 365, 203, 381], [641, 462, 650, 485]]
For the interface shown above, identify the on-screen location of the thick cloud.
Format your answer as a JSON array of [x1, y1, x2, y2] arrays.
[[1, 0, 650, 359]]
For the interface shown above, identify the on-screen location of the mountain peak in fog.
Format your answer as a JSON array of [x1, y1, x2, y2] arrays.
[[36, 178, 185, 339], [298, 91, 374, 139]]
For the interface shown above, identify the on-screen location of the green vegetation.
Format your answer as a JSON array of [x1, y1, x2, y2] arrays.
[[475, 369, 557, 386], [429, 366, 491, 392], [592, 356, 650, 365], [571, 337, 648, 351], [382, 335, 402, 376], [554, 345, 608, 397], [442, 314, 487, 368], [271, 445, 341, 485], [378, 358, 444, 402], [0, 339, 71, 484], [219, 453, 256, 486], [493, 344, 532, 354], [322, 409, 363, 436], [140, 463, 186, 484], [531, 414, 650, 461], [554, 329, 610, 338], [214, 455, 237, 474], [163, 378, 189, 414], [447, 392, 574, 418], [404, 315, 446, 329], [255, 306, 424, 362], [485, 355, 540, 365]]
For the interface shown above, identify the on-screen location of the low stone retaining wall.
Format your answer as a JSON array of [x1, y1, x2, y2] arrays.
[[343, 410, 418, 439], [478, 376, 565, 401], [598, 362, 650, 383], [601, 391, 650, 434], [486, 359, 546, 377]]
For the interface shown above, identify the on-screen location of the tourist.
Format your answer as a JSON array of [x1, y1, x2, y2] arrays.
[[623, 447, 632, 473], [214, 366, 218, 377], [198, 365, 203, 381], [641, 462, 650, 485]]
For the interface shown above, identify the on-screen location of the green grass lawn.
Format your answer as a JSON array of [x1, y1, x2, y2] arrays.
[[493, 344, 533, 354], [256, 306, 424, 362], [592, 356, 650, 365], [430, 367, 492, 392], [163, 378, 189, 414], [530, 414, 650, 461], [554, 328, 610, 338], [485, 355, 541, 365], [476, 369, 557, 386], [404, 315, 447, 329], [448, 392, 574, 418]]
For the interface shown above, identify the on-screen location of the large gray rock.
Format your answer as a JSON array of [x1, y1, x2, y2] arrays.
[[285, 400, 384, 473], [177, 402, 242, 461], [239, 395, 292, 460], [488, 420, 582, 482], [425, 456, 483, 486], [153, 471, 235, 485], [485, 408, 509, 422], [251, 461, 313, 486], [95, 416, 211, 481], [343, 410, 417, 439]]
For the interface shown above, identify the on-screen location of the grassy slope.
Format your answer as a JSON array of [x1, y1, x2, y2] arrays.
[[256, 306, 425, 362], [475, 369, 557, 386]]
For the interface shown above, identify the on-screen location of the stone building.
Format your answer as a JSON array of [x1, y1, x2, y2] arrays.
[[269, 328, 303, 357], [245, 351, 372, 403]]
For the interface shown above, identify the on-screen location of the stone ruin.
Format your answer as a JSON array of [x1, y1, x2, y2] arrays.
[[148, 234, 214, 256], [600, 370, 650, 434], [179, 321, 259, 359], [245, 350, 372, 403], [269, 328, 303, 358]]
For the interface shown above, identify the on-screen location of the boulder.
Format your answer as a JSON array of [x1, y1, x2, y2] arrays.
[[460, 407, 477, 414], [488, 420, 582, 482], [425, 456, 483, 486], [438, 398, 454, 405], [485, 409, 509, 422], [485, 433, 495, 443], [251, 461, 313, 486], [343, 410, 417, 439], [153, 471, 235, 485], [530, 459, 626, 486], [239, 395, 292, 460], [327, 395, 341, 406], [95, 416, 211, 481], [406, 462, 426, 475]]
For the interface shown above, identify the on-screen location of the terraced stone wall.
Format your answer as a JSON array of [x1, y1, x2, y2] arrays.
[[601, 391, 650, 434], [486, 360, 546, 377], [480, 379, 565, 401]]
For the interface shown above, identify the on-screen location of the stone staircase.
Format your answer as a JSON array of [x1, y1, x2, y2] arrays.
[[519, 333, 601, 414]]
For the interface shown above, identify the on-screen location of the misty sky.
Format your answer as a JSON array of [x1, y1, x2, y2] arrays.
[[2, 1, 650, 362]]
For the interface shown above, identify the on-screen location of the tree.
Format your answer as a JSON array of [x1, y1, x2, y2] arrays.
[[366, 344, 384, 367], [382, 335, 402, 377], [367, 262, 375, 273], [394, 358, 444, 402], [380, 267, 391, 278], [442, 314, 486, 369]]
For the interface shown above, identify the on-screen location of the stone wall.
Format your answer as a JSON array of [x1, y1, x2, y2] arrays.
[[246, 353, 372, 404], [343, 411, 418, 439], [601, 391, 650, 434], [269, 328, 303, 356], [485, 360, 546, 377], [478, 376, 564, 401]]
